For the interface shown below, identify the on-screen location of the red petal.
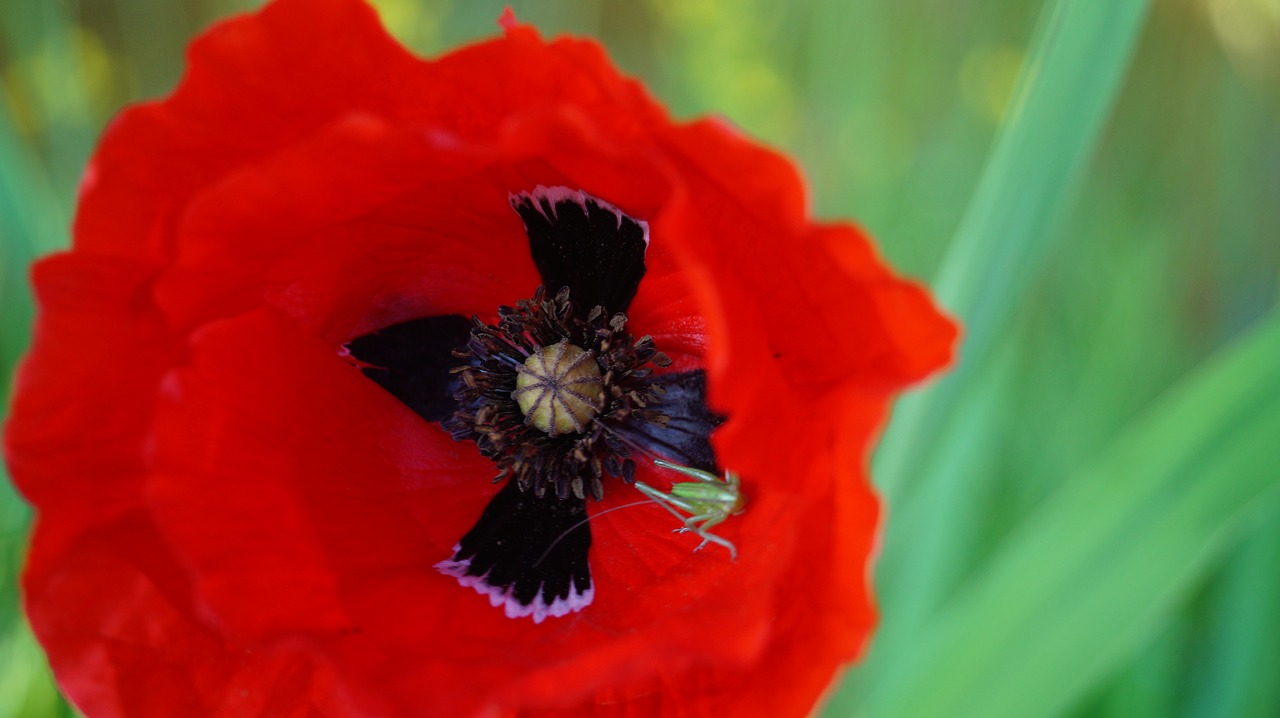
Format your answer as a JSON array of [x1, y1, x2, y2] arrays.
[[8, 0, 959, 715], [498, 6, 520, 31], [149, 309, 478, 640], [4, 253, 170, 511], [74, 0, 424, 262], [152, 114, 539, 337], [656, 118, 956, 387], [23, 509, 355, 718], [146, 307, 803, 715]]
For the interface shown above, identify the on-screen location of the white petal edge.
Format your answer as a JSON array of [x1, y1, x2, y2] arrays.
[[510, 185, 651, 248], [435, 546, 594, 624]]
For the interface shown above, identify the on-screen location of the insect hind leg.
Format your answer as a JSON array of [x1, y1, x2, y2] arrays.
[[687, 529, 737, 559]]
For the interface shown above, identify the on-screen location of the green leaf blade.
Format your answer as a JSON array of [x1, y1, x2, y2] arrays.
[[871, 309, 1280, 718]]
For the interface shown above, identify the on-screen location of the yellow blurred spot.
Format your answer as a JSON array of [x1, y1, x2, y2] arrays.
[[959, 45, 1025, 125], [1204, 0, 1280, 77], [3, 26, 119, 137], [366, 0, 448, 52], [646, 0, 796, 143], [69, 27, 115, 109], [2, 73, 39, 139]]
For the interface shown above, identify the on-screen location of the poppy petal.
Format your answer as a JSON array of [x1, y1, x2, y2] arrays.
[[72, 0, 425, 262], [611, 370, 721, 473], [22, 507, 362, 718], [155, 114, 536, 336], [437, 480, 594, 624], [512, 185, 649, 317], [143, 306, 781, 716], [5, 0, 961, 715], [343, 314, 474, 423], [3, 252, 169, 512]]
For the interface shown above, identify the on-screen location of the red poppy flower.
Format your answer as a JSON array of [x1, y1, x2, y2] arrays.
[[3, 0, 955, 716]]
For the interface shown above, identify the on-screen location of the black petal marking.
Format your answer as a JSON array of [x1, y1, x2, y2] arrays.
[[612, 370, 723, 474], [343, 315, 474, 423], [511, 186, 649, 318], [436, 480, 593, 623]]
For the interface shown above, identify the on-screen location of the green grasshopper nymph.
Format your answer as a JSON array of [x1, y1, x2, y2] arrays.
[[634, 459, 746, 560]]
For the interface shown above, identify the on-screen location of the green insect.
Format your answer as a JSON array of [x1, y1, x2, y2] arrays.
[[634, 459, 746, 559]]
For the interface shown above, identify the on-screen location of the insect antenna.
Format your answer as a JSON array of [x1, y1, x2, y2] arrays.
[[531, 499, 658, 568]]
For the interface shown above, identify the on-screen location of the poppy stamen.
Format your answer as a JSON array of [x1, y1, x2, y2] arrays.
[[445, 285, 671, 502], [422, 190, 722, 622]]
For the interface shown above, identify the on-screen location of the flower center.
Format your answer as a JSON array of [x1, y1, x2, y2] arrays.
[[444, 286, 672, 501], [513, 341, 604, 436]]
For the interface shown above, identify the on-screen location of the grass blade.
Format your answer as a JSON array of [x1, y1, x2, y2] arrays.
[[875, 0, 1153, 496], [859, 0, 1154, 682], [1185, 510, 1280, 718], [868, 309, 1280, 718]]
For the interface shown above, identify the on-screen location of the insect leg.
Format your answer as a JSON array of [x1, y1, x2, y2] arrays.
[[634, 481, 702, 522], [641, 461, 742, 560], [688, 528, 737, 558], [653, 459, 722, 484], [672, 512, 735, 557]]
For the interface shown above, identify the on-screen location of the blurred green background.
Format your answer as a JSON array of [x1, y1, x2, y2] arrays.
[[1, 0, 1278, 716]]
